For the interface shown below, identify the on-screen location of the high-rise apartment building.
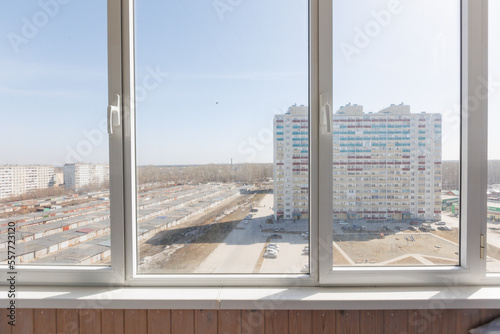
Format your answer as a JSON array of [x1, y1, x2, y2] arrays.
[[332, 103, 442, 221], [64, 163, 109, 190], [0, 165, 55, 199], [273, 105, 309, 220], [273, 103, 442, 222]]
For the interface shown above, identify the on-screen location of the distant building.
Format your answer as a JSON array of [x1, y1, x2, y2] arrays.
[[0, 165, 55, 199], [444, 190, 460, 196], [488, 184, 500, 197], [63, 163, 109, 190], [54, 172, 64, 187], [273, 105, 309, 220], [272, 103, 443, 222], [332, 103, 442, 221]]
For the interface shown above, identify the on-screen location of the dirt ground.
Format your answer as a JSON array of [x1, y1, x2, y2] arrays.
[[430, 229, 459, 244], [422, 256, 457, 265], [389, 257, 424, 265], [332, 247, 350, 265], [333, 232, 459, 265], [138, 193, 266, 273], [333, 227, 499, 266], [487, 243, 500, 261]]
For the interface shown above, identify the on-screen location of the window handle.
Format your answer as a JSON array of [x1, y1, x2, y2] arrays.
[[107, 94, 121, 135], [320, 93, 332, 133]]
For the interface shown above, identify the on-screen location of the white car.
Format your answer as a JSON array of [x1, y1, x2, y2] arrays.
[[242, 220, 249, 224], [435, 221, 446, 225], [263, 252, 277, 258]]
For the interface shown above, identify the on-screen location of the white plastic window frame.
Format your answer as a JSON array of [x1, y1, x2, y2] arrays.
[[318, 0, 491, 286], [123, 0, 496, 287], [123, 0, 319, 287], [3, 0, 493, 288], [0, 0, 125, 286]]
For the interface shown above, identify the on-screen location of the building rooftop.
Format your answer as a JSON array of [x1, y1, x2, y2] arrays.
[[335, 103, 429, 115]]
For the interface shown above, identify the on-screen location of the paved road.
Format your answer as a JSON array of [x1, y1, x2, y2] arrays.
[[441, 211, 500, 249], [195, 194, 308, 274]]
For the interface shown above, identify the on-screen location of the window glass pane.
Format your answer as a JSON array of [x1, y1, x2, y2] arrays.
[[135, 0, 309, 274], [487, 0, 500, 273], [0, 1, 110, 265], [332, 0, 460, 267]]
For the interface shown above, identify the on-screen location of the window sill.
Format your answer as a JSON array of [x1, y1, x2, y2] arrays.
[[5, 286, 500, 310]]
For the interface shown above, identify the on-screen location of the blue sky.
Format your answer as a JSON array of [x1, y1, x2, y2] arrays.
[[0, 0, 498, 166]]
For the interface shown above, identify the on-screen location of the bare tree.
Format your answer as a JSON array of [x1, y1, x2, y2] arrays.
[[137, 163, 273, 185]]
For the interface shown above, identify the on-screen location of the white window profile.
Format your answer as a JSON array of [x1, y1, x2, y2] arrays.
[[0, 0, 496, 288], [0, 0, 125, 286]]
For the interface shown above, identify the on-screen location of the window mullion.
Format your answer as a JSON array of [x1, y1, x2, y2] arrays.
[[317, 0, 333, 284], [107, 0, 126, 284], [318, 0, 488, 286], [461, 0, 488, 282], [121, 0, 136, 284]]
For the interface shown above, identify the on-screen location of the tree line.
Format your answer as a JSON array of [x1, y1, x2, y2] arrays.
[[137, 163, 273, 185], [442, 160, 500, 190]]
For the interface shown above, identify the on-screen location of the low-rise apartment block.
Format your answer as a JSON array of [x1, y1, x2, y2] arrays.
[[64, 163, 109, 190], [0, 165, 55, 199]]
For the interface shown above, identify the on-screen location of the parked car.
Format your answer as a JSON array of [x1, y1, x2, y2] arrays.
[[435, 221, 446, 225], [268, 243, 280, 248], [270, 234, 283, 239], [263, 252, 277, 258]]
